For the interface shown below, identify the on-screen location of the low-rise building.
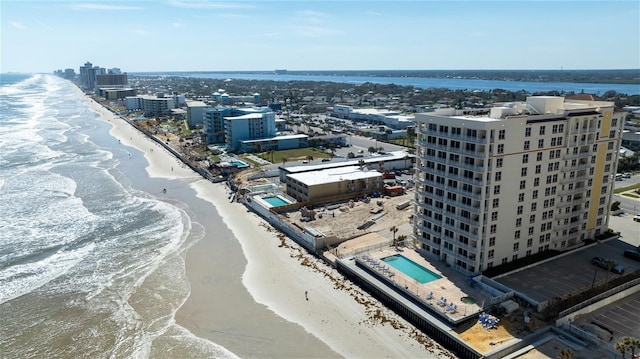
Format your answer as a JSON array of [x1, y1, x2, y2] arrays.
[[285, 165, 383, 202], [239, 134, 308, 153]]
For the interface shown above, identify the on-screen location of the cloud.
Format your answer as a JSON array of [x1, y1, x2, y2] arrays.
[[167, 1, 254, 10], [295, 9, 328, 23], [172, 21, 184, 28], [10, 21, 27, 29], [69, 3, 143, 10], [293, 26, 342, 38], [36, 21, 53, 30], [130, 29, 151, 36], [216, 13, 250, 19]]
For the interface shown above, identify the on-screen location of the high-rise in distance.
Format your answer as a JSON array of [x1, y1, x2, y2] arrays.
[[413, 96, 626, 275]]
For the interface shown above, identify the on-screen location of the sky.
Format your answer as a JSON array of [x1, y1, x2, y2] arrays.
[[2, 0, 639, 73]]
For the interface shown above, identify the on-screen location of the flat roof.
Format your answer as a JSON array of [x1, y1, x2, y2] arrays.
[[287, 165, 381, 186], [283, 150, 412, 174], [226, 113, 264, 120], [241, 134, 308, 143]]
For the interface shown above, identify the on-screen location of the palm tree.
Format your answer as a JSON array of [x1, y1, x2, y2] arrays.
[[389, 226, 398, 245], [396, 234, 407, 248], [281, 157, 288, 167], [616, 340, 628, 359], [623, 337, 640, 359], [557, 348, 575, 359]]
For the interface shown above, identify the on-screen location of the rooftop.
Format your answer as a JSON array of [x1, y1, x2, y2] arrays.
[[287, 165, 381, 186]]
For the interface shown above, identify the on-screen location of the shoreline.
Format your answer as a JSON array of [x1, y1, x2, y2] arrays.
[[80, 89, 450, 358]]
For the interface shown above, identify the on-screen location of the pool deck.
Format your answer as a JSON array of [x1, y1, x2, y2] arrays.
[[350, 248, 487, 325]]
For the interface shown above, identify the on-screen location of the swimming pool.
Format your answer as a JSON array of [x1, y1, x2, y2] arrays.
[[230, 160, 249, 168], [263, 196, 289, 207], [382, 255, 442, 284]]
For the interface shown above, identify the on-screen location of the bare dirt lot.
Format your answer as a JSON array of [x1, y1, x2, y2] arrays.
[[285, 190, 415, 245]]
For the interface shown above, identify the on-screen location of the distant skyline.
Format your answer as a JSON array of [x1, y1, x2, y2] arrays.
[[2, 1, 639, 74]]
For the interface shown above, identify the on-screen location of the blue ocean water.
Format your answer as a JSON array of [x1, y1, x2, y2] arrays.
[[0, 74, 236, 358]]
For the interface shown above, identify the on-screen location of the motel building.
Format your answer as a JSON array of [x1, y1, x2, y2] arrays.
[[413, 96, 626, 275]]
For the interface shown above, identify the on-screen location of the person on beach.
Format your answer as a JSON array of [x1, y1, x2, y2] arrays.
[[305, 290, 308, 301]]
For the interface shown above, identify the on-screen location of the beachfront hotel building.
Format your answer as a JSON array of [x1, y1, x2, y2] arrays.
[[224, 111, 277, 152], [413, 96, 625, 275], [204, 106, 273, 145]]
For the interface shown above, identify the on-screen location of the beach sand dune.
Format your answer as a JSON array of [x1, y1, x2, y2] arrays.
[[85, 93, 450, 358]]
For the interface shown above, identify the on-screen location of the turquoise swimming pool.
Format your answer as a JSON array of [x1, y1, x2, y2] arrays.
[[230, 160, 249, 168], [382, 255, 442, 284], [263, 196, 289, 207]]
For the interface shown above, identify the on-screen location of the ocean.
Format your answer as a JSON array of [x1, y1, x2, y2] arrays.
[[0, 74, 238, 358]]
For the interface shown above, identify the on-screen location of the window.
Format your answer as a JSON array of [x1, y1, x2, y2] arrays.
[[524, 141, 530, 150], [495, 172, 502, 181], [490, 224, 497, 234], [517, 206, 523, 215], [530, 214, 536, 223], [516, 218, 522, 227], [489, 237, 496, 246], [535, 165, 541, 174], [525, 127, 531, 137], [515, 230, 521, 239], [528, 227, 534, 235], [520, 180, 526, 189], [518, 193, 525, 202], [527, 238, 533, 247], [491, 211, 498, 221], [609, 130, 616, 138], [534, 178, 540, 186], [531, 202, 537, 211], [498, 129, 506, 140], [539, 126, 546, 135], [536, 152, 543, 161], [532, 190, 538, 199], [488, 250, 494, 259], [538, 139, 544, 148], [522, 154, 529, 163], [612, 118, 618, 127], [492, 198, 499, 208], [513, 242, 519, 251], [497, 144, 504, 154], [521, 168, 527, 177], [496, 158, 503, 168], [494, 185, 501, 194]]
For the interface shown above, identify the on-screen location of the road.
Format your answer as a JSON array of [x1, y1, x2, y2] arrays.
[[612, 174, 640, 215]]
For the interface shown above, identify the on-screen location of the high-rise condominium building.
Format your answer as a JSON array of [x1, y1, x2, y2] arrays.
[[413, 96, 626, 275]]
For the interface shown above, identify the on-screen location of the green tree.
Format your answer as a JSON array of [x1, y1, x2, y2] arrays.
[[389, 226, 398, 245], [616, 340, 628, 359], [396, 234, 407, 248], [558, 348, 575, 359], [611, 201, 621, 212], [368, 146, 377, 154]]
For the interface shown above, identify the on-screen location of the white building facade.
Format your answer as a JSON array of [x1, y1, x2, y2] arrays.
[[413, 96, 625, 275]]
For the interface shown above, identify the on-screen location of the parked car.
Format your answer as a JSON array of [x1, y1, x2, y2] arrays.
[[622, 172, 632, 178], [591, 257, 625, 274], [633, 214, 640, 222], [321, 158, 331, 162], [624, 250, 640, 262]]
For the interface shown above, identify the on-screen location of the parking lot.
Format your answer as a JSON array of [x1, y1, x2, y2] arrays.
[[494, 236, 640, 305]]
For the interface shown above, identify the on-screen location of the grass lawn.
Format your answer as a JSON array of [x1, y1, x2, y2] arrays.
[[614, 182, 640, 194], [384, 137, 415, 148], [622, 193, 640, 199], [257, 147, 330, 164], [239, 155, 261, 167]]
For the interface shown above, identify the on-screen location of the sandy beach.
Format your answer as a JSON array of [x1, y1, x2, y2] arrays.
[[84, 93, 451, 358]]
